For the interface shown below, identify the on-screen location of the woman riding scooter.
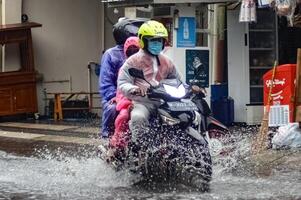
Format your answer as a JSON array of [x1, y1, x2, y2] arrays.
[[118, 20, 182, 147]]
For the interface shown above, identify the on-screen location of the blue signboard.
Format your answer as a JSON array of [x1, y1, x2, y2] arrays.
[[186, 49, 209, 88], [177, 17, 196, 48]]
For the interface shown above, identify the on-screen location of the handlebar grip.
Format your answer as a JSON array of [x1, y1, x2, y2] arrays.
[[130, 87, 151, 97], [130, 91, 141, 96]]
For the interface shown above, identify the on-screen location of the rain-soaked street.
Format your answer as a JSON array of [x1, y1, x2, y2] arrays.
[[0, 125, 300, 200]]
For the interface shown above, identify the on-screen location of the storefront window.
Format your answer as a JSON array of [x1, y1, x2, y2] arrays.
[[196, 5, 209, 47]]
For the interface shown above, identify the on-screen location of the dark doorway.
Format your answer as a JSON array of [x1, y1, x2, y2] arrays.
[[278, 5, 301, 64]]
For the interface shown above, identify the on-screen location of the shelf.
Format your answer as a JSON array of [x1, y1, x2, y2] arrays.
[[249, 29, 273, 32], [249, 48, 274, 51], [250, 66, 272, 69], [249, 102, 264, 105], [250, 85, 264, 88], [248, 9, 277, 104]]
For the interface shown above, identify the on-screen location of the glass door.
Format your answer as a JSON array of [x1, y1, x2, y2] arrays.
[[249, 9, 277, 104]]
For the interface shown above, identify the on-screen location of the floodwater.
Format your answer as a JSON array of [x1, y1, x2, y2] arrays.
[[0, 127, 301, 200]]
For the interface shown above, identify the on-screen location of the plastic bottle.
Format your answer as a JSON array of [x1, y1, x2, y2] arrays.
[[183, 18, 189, 39]]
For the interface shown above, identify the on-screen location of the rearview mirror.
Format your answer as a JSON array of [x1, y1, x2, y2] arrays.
[[128, 68, 145, 80]]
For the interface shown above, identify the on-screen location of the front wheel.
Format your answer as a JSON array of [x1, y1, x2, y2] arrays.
[[177, 134, 212, 185]]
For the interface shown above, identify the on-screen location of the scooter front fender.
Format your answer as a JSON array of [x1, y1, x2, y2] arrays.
[[207, 116, 228, 131]]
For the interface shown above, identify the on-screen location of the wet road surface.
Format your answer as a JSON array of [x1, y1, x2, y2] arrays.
[[0, 126, 300, 200]]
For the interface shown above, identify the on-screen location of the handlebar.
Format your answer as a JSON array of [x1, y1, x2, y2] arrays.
[[130, 90, 142, 96], [129, 88, 151, 97], [129, 84, 206, 100]]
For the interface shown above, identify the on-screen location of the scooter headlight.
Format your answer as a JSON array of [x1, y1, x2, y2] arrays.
[[163, 84, 186, 98]]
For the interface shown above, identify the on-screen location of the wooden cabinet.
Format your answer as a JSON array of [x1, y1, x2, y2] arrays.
[[15, 84, 37, 113], [0, 84, 37, 115], [0, 88, 14, 115], [0, 22, 41, 117], [0, 72, 38, 116]]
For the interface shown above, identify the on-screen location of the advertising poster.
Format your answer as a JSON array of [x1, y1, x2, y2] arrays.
[[177, 17, 196, 47], [186, 49, 209, 88]]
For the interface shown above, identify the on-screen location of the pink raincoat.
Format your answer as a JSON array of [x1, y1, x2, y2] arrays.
[[109, 88, 132, 149], [109, 36, 139, 149]]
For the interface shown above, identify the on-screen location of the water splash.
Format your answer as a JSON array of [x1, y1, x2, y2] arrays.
[[0, 125, 301, 199], [0, 147, 135, 199], [209, 126, 301, 199]]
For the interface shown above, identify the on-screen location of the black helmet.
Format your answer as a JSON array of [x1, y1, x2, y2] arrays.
[[113, 18, 147, 45]]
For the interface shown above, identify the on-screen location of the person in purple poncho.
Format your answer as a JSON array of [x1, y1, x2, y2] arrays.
[[99, 18, 145, 138]]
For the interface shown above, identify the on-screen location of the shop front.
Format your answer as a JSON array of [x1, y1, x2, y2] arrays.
[[227, 3, 301, 124], [102, 1, 237, 119]]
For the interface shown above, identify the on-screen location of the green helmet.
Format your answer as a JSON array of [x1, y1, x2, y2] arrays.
[[138, 20, 168, 49]]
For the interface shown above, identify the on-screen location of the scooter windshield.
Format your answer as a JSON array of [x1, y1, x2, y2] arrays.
[[163, 84, 186, 98]]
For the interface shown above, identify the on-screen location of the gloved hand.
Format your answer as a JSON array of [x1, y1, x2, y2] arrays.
[[129, 87, 147, 97], [109, 97, 117, 104], [191, 85, 207, 96], [191, 85, 202, 94]]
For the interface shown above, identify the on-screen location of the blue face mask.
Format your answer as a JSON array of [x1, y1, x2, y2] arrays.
[[147, 40, 163, 55]]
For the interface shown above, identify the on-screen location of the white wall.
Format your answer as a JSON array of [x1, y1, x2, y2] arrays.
[[172, 5, 195, 80], [23, 0, 103, 115], [171, 5, 212, 102], [103, 6, 124, 50], [227, 9, 249, 122], [2, 0, 21, 24], [2, 0, 22, 72]]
